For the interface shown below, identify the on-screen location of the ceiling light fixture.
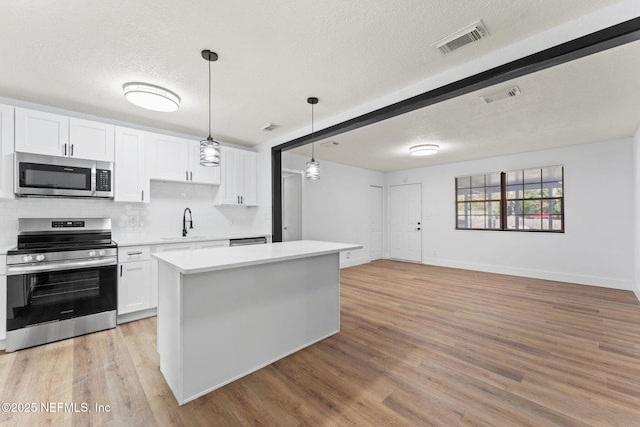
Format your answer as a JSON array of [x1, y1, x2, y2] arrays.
[[123, 83, 180, 112], [305, 97, 320, 180], [410, 144, 439, 156], [200, 49, 221, 167]]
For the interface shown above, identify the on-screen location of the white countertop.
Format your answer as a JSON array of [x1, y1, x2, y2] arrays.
[[114, 232, 271, 247], [153, 240, 362, 274]]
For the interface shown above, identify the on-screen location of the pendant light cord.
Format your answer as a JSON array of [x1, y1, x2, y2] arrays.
[[311, 102, 315, 160], [208, 56, 212, 139]]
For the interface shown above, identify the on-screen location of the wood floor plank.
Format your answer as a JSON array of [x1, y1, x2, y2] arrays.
[[2, 260, 640, 425]]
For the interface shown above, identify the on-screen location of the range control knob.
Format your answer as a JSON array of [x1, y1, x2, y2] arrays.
[[22, 255, 33, 263], [35, 254, 45, 262], [98, 250, 106, 256], [88, 250, 97, 257]]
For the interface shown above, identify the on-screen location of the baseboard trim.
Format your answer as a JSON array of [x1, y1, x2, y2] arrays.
[[117, 308, 157, 325], [420, 257, 632, 290]]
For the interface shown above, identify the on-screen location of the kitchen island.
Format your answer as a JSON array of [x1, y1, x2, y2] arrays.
[[153, 240, 361, 405]]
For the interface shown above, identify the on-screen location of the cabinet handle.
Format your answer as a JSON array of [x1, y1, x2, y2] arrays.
[[141, 190, 144, 201], [186, 171, 189, 181], [190, 171, 193, 181], [120, 265, 123, 277], [63, 144, 67, 156], [70, 144, 74, 157], [127, 251, 143, 256], [237, 195, 240, 204], [241, 195, 243, 204]]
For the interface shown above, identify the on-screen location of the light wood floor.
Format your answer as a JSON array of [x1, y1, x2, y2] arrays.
[[2, 260, 640, 426]]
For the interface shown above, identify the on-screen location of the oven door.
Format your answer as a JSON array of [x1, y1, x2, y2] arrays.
[[6, 261, 117, 331]]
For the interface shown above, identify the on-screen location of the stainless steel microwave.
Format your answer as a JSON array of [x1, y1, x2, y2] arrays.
[[14, 152, 113, 198]]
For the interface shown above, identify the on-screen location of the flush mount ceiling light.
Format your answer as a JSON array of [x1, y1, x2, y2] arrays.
[[305, 97, 320, 180], [409, 144, 440, 156], [122, 82, 180, 112], [200, 49, 221, 167]]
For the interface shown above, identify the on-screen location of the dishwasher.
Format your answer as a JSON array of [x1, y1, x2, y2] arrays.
[[229, 236, 268, 246]]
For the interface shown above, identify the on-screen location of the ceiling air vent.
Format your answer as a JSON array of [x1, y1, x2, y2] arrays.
[[432, 20, 489, 54], [480, 86, 521, 104]]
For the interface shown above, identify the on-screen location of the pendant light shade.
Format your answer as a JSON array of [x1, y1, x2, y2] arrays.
[[200, 49, 221, 167], [305, 97, 320, 180]]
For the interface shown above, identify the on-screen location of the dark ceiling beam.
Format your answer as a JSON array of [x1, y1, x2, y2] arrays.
[[271, 16, 640, 242]]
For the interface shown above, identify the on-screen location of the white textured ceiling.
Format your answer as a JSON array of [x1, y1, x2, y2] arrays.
[[0, 0, 633, 170], [291, 39, 640, 171]]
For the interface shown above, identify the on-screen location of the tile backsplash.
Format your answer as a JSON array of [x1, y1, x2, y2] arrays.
[[0, 181, 270, 248]]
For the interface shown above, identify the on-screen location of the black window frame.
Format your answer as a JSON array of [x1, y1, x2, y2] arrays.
[[456, 165, 564, 233]]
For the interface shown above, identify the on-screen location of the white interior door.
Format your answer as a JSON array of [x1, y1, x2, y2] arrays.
[[370, 185, 383, 260], [282, 171, 302, 241], [389, 183, 422, 262]]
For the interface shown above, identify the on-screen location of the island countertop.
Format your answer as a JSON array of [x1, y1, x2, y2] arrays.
[[152, 240, 362, 274]]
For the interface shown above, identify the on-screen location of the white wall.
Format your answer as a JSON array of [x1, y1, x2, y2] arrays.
[[386, 139, 635, 290], [282, 152, 385, 267], [633, 128, 640, 299]]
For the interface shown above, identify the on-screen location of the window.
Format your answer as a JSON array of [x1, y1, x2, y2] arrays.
[[456, 165, 564, 232]]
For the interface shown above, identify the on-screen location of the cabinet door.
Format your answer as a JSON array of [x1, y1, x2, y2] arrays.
[[219, 147, 240, 204], [0, 275, 6, 342], [69, 118, 115, 162], [118, 261, 151, 315], [150, 243, 196, 308], [0, 104, 14, 199], [115, 127, 150, 203], [189, 140, 220, 185], [241, 150, 258, 206], [15, 107, 69, 156], [149, 133, 190, 182]]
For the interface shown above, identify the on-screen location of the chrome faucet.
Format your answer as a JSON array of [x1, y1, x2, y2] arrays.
[[182, 208, 193, 237]]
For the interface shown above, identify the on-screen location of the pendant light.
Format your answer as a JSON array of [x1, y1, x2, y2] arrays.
[[305, 97, 320, 180], [200, 49, 221, 167]]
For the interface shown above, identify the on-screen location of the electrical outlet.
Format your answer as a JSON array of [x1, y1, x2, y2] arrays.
[[346, 252, 351, 259]]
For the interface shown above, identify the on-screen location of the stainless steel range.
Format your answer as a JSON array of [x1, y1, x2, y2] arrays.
[[5, 218, 117, 352]]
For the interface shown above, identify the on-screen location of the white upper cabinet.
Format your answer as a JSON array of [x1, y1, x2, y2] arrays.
[[15, 108, 68, 157], [114, 127, 150, 203], [216, 146, 258, 206], [149, 133, 190, 182], [0, 104, 14, 199], [69, 118, 115, 162], [149, 132, 220, 185], [15, 108, 114, 162]]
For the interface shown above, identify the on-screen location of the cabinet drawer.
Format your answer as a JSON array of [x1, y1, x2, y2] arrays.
[[195, 240, 229, 249], [118, 246, 150, 262]]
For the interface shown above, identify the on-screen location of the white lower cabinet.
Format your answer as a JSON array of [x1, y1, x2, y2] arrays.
[[117, 246, 152, 321], [0, 274, 6, 345], [195, 239, 229, 249], [150, 243, 195, 308], [1, 254, 6, 348]]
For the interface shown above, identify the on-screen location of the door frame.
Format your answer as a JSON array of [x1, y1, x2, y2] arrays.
[[282, 168, 304, 241], [369, 185, 383, 261]]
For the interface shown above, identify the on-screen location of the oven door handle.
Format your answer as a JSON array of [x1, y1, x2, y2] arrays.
[[6, 257, 118, 276]]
